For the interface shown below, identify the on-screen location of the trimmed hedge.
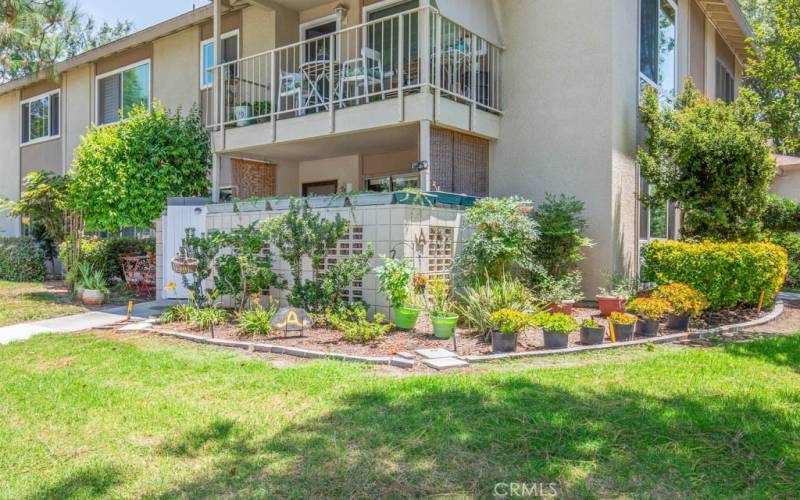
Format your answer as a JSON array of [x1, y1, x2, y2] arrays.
[[641, 241, 788, 310], [763, 195, 800, 232], [766, 231, 800, 288], [0, 237, 47, 282], [60, 237, 155, 284]]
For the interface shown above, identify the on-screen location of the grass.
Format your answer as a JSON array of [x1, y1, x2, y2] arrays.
[[0, 281, 86, 327], [0, 333, 799, 498]]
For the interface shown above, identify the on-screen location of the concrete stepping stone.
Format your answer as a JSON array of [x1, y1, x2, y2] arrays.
[[118, 321, 156, 332], [423, 357, 469, 370], [396, 351, 416, 359], [415, 348, 457, 359]]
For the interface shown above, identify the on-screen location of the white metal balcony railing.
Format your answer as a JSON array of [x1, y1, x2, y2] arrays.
[[202, 6, 502, 129]]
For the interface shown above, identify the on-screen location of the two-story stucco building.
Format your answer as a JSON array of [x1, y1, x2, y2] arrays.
[[0, 0, 753, 295]]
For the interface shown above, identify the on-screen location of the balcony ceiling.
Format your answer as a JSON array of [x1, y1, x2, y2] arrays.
[[695, 0, 754, 63], [242, 0, 333, 11]]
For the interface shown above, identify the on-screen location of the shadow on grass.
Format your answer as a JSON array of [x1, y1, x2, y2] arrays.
[[19, 291, 71, 305], [27, 464, 122, 500], [154, 376, 800, 498], [723, 335, 800, 373]]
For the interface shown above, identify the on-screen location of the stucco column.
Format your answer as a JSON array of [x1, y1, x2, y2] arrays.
[[213, 0, 222, 127], [677, 0, 690, 91], [704, 18, 716, 99], [419, 120, 431, 191], [211, 153, 221, 203]]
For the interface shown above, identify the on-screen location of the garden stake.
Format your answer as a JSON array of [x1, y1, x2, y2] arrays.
[[127, 301, 133, 321], [452, 331, 458, 354], [210, 323, 215, 339], [758, 291, 765, 313], [608, 321, 616, 343]]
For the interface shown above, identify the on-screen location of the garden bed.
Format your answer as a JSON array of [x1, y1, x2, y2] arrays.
[[155, 304, 779, 359]]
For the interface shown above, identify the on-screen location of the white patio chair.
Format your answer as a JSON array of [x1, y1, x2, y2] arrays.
[[338, 48, 390, 108], [279, 71, 309, 116]]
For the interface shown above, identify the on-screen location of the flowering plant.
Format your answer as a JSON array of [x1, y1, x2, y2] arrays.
[[490, 309, 532, 335], [609, 311, 638, 325], [651, 283, 708, 317], [626, 297, 672, 321]]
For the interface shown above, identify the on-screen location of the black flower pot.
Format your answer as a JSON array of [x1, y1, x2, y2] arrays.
[[491, 332, 518, 353], [580, 325, 605, 345], [612, 322, 636, 341], [637, 319, 660, 337], [543, 330, 569, 349], [666, 314, 690, 331]]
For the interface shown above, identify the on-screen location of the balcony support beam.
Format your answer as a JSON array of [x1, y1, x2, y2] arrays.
[[213, 0, 222, 128], [419, 119, 432, 191]]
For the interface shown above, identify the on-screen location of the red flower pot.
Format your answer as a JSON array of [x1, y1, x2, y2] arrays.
[[546, 300, 575, 315], [596, 295, 626, 317]]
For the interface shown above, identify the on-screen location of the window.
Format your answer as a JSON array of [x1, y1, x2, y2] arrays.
[[21, 90, 59, 144], [366, 0, 419, 72], [364, 173, 419, 192], [200, 31, 239, 88], [639, 181, 673, 241], [716, 60, 735, 103], [96, 61, 151, 125], [640, 0, 677, 103], [300, 16, 338, 63]]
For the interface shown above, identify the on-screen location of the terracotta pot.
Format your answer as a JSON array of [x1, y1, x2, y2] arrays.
[[596, 295, 627, 317], [546, 300, 575, 315], [81, 289, 105, 306]]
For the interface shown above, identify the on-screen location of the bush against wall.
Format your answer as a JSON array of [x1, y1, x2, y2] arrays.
[[0, 237, 47, 282], [68, 103, 210, 232], [59, 237, 155, 284], [531, 194, 591, 279], [763, 195, 800, 232], [766, 230, 800, 288], [638, 80, 776, 241], [641, 241, 788, 310]]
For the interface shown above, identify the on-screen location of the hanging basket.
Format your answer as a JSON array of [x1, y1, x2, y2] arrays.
[[171, 256, 198, 275]]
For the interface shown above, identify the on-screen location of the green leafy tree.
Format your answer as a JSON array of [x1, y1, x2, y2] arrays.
[[638, 80, 775, 241], [68, 104, 211, 232], [743, 0, 800, 156], [531, 193, 592, 279], [1, 0, 132, 83]]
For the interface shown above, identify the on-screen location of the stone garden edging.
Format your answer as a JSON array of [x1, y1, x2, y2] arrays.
[[151, 302, 783, 370]]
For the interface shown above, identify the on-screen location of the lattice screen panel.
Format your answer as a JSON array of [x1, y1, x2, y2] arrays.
[[428, 226, 454, 274], [320, 226, 365, 303]]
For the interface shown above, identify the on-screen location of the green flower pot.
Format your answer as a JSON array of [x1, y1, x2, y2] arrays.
[[394, 306, 420, 330], [431, 315, 459, 339]]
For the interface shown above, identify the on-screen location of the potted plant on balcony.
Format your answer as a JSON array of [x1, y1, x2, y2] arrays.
[[580, 318, 605, 345], [233, 102, 256, 127], [596, 273, 637, 316], [376, 256, 419, 330], [306, 192, 347, 209], [537, 312, 578, 350], [609, 311, 637, 341], [626, 297, 671, 337], [424, 277, 459, 339], [652, 283, 708, 331], [346, 191, 395, 207], [79, 265, 109, 306], [489, 308, 531, 353]]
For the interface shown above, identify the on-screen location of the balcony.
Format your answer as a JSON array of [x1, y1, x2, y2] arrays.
[[203, 6, 502, 150]]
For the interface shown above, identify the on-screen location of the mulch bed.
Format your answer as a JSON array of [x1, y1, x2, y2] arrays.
[[157, 304, 775, 358]]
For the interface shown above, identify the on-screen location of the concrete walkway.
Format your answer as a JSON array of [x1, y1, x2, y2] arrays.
[[0, 301, 172, 346]]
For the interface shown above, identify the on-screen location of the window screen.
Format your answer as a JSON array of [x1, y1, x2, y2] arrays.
[[97, 62, 150, 125], [98, 73, 121, 125]]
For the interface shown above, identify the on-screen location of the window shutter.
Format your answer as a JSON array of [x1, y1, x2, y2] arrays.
[[21, 103, 30, 143], [98, 74, 121, 125], [50, 93, 59, 136]]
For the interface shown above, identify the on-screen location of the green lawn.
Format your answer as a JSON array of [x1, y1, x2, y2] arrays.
[[0, 281, 86, 327], [1, 333, 799, 498]]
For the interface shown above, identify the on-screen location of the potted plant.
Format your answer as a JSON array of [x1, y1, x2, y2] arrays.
[[596, 273, 638, 316], [580, 318, 605, 345], [79, 266, 109, 306], [346, 191, 395, 207], [376, 257, 419, 330], [626, 297, 671, 337], [537, 312, 578, 349], [424, 277, 459, 339], [652, 283, 708, 331], [609, 311, 637, 341], [489, 308, 531, 353], [306, 192, 347, 209], [233, 102, 256, 127], [538, 273, 582, 315]]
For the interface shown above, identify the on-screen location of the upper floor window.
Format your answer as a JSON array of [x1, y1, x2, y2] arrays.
[[21, 90, 59, 144], [96, 60, 151, 125], [640, 0, 677, 103], [716, 60, 735, 103], [201, 31, 239, 88]]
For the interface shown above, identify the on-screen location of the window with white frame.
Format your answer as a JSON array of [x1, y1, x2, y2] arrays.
[[21, 90, 59, 144], [639, 181, 673, 241], [96, 60, 151, 125], [200, 31, 239, 88], [640, 0, 677, 103], [716, 60, 735, 103]]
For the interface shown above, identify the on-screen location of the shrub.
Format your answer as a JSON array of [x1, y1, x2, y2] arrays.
[[452, 197, 541, 283], [62, 237, 155, 284], [490, 309, 532, 335], [536, 312, 579, 334], [236, 302, 278, 337], [531, 193, 592, 279], [78, 264, 109, 293], [641, 241, 788, 310], [626, 297, 671, 321], [456, 274, 536, 335], [376, 257, 416, 309], [598, 272, 638, 298], [766, 231, 800, 288], [581, 319, 601, 328], [609, 312, 638, 325], [534, 271, 583, 303], [762, 195, 800, 232], [651, 283, 709, 318], [0, 237, 47, 282], [179, 228, 221, 307], [326, 306, 392, 343], [160, 304, 194, 323], [189, 307, 229, 330]]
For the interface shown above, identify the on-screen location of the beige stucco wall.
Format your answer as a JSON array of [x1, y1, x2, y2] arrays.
[[363, 147, 418, 178], [153, 26, 200, 114], [20, 139, 62, 178], [0, 91, 21, 236], [491, 0, 639, 296], [63, 64, 93, 170], [299, 0, 359, 26], [298, 154, 360, 192], [242, 6, 277, 56], [771, 171, 800, 199]]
